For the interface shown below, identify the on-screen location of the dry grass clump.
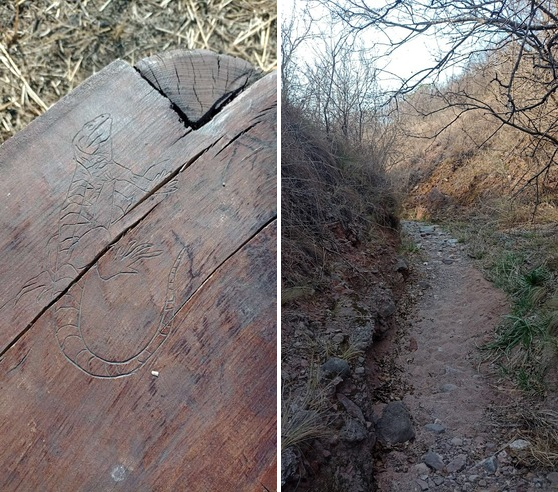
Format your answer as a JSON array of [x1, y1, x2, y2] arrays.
[[281, 102, 399, 290], [520, 408, 558, 468], [281, 373, 333, 451], [491, 403, 558, 469], [0, 0, 276, 143]]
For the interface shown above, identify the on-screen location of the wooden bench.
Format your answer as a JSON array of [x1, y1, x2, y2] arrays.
[[0, 50, 276, 491]]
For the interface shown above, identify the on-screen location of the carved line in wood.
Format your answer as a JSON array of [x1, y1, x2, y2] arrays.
[[54, 245, 188, 379], [16, 114, 186, 378]]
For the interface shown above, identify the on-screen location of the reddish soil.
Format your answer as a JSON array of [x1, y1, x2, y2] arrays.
[[373, 222, 554, 491]]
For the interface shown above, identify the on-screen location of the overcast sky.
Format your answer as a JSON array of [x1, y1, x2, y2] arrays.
[[281, 0, 446, 90]]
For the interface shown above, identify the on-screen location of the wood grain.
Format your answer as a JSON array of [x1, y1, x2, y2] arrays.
[[136, 50, 261, 128], [0, 50, 276, 491]]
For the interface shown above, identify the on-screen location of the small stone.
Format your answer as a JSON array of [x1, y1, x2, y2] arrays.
[[354, 367, 365, 375], [420, 226, 435, 234], [330, 376, 343, 387], [440, 383, 458, 392], [340, 417, 368, 443], [433, 477, 444, 486], [416, 478, 429, 491], [320, 357, 350, 379], [378, 298, 396, 318], [415, 463, 430, 475], [376, 401, 415, 446], [478, 479, 487, 486], [281, 448, 298, 486], [509, 439, 531, 450], [450, 437, 463, 446], [446, 454, 467, 473], [442, 258, 453, 264], [394, 257, 410, 274], [424, 423, 445, 434], [547, 471, 558, 485], [423, 451, 445, 471], [337, 393, 366, 423], [497, 449, 509, 462], [331, 333, 344, 344], [349, 322, 375, 351], [483, 455, 498, 474], [468, 475, 479, 482]]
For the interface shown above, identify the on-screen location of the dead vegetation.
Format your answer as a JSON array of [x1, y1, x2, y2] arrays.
[[490, 403, 558, 469], [281, 97, 403, 488], [282, 0, 558, 478], [281, 102, 399, 291], [0, 0, 277, 143]]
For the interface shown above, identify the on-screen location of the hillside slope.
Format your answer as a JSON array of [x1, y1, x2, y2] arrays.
[[281, 102, 405, 490]]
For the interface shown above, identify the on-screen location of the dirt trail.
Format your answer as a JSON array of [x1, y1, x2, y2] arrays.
[[374, 221, 554, 491]]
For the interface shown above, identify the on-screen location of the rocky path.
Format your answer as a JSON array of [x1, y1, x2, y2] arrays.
[[374, 221, 557, 491]]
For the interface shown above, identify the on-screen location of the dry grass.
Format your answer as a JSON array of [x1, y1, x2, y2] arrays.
[[281, 97, 401, 488], [389, 49, 558, 470], [445, 212, 558, 394], [281, 373, 333, 451], [281, 103, 399, 290], [390, 60, 558, 220], [491, 403, 558, 469], [0, 0, 277, 143]]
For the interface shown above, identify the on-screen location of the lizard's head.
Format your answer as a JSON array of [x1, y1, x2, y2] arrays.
[[73, 114, 113, 166]]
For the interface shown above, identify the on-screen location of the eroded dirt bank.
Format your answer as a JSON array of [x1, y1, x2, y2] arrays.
[[374, 221, 557, 491]]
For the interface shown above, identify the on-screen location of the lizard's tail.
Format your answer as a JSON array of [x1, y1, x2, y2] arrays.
[[54, 247, 187, 378]]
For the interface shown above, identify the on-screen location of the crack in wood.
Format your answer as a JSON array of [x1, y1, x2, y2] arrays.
[[54, 244, 190, 378], [0, 199, 162, 363], [168, 217, 276, 331], [1, 109, 226, 375], [6, 351, 28, 374], [134, 51, 260, 130]]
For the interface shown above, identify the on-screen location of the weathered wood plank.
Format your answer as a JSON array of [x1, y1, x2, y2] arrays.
[[0, 60, 190, 350], [0, 52, 275, 355], [0, 221, 276, 490], [0, 50, 276, 490]]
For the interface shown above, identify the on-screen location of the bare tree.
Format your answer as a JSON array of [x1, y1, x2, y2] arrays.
[[288, 27, 386, 148], [317, 0, 558, 192], [280, 6, 314, 102]]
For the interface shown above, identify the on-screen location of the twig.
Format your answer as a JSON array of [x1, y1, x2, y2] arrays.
[[0, 43, 48, 111]]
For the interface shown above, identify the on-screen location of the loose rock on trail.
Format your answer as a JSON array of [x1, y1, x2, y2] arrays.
[[374, 221, 556, 491]]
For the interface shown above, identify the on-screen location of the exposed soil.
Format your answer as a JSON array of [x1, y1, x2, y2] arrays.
[[281, 224, 406, 491], [373, 221, 557, 491], [281, 217, 558, 491]]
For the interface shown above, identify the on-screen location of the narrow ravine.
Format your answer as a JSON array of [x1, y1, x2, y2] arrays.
[[373, 221, 555, 491]]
